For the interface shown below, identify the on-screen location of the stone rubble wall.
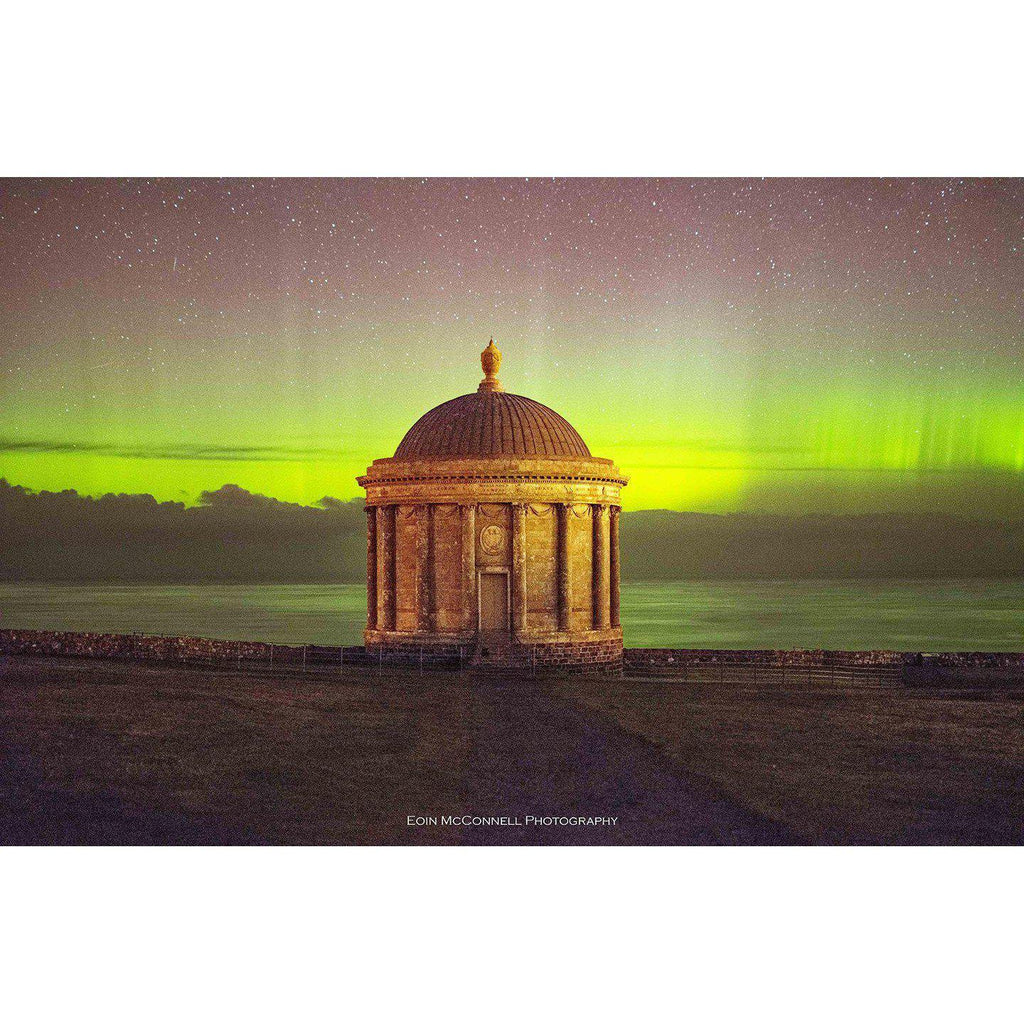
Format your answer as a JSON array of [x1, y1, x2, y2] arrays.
[[3, 629, 1024, 680], [0, 629, 622, 673], [0, 628, 377, 669]]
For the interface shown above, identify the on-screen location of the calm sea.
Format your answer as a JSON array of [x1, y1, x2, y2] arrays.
[[0, 581, 1021, 651]]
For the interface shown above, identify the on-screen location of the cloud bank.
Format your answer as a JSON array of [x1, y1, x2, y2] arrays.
[[0, 480, 366, 582], [2, 479, 1023, 582]]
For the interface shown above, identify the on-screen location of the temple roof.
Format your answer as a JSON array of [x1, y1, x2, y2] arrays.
[[393, 341, 592, 460]]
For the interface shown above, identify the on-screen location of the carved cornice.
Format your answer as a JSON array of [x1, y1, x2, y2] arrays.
[[358, 455, 628, 489]]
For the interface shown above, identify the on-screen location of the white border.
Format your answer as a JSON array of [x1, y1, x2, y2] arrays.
[[3, 3, 1021, 175], [3, 848, 1022, 1022]]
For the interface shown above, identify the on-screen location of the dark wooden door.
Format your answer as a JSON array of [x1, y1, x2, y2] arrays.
[[478, 573, 509, 633]]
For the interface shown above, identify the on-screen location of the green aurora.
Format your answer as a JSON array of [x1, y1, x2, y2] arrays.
[[1, 178, 1022, 516], [4, 339, 1021, 515]]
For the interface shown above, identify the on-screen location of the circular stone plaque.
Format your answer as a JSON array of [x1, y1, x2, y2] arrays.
[[479, 525, 507, 556]]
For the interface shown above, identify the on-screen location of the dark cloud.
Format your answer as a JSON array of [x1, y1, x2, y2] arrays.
[[621, 509, 1024, 579], [2, 478, 1022, 583], [0, 439, 340, 462], [0, 479, 365, 583]]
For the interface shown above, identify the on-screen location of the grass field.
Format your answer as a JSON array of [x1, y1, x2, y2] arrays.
[[1, 655, 1021, 845], [554, 675, 1024, 844]]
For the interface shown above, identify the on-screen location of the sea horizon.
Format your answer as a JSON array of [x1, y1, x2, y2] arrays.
[[2, 579, 1021, 653]]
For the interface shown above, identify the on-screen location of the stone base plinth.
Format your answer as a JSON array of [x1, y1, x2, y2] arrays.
[[365, 628, 623, 673], [516, 636, 622, 673]]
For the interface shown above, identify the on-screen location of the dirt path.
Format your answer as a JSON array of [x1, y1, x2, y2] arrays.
[[451, 679, 797, 845]]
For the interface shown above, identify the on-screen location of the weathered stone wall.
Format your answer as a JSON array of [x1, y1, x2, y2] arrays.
[[620, 648, 909, 682], [0, 629, 376, 668], [622, 648, 908, 668], [528, 637, 622, 671], [367, 635, 623, 672], [7, 630, 1024, 682], [0, 629, 620, 673]]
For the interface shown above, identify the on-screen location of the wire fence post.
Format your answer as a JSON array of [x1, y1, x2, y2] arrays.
[[302, 645, 307, 673], [339, 646, 344, 677]]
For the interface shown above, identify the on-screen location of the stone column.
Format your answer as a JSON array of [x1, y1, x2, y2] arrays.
[[557, 503, 572, 633], [609, 506, 621, 628], [366, 506, 378, 630], [461, 504, 477, 632], [511, 503, 527, 638], [426, 505, 437, 631], [416, 505, 433, 632], [592, 504, 610, 630], [376, 505, 396, 631]]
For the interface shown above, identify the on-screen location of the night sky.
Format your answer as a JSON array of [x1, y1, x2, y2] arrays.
[[2, 177, 1022, 515]]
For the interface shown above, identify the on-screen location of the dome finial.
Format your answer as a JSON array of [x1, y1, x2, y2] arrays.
[[478, 337, 504, 393]]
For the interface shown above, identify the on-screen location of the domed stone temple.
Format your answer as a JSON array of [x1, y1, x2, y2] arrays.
[[358, 340, 627, 670]]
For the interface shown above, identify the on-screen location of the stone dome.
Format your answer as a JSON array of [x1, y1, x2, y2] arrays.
[[394, 391, 591, 460], [393, 340, 591, 460]]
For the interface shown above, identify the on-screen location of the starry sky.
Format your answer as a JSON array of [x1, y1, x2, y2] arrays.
[[1, 177, 1022, 516]]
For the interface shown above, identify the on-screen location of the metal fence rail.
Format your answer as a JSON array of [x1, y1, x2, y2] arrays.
[[623, 661, 904, 686]]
